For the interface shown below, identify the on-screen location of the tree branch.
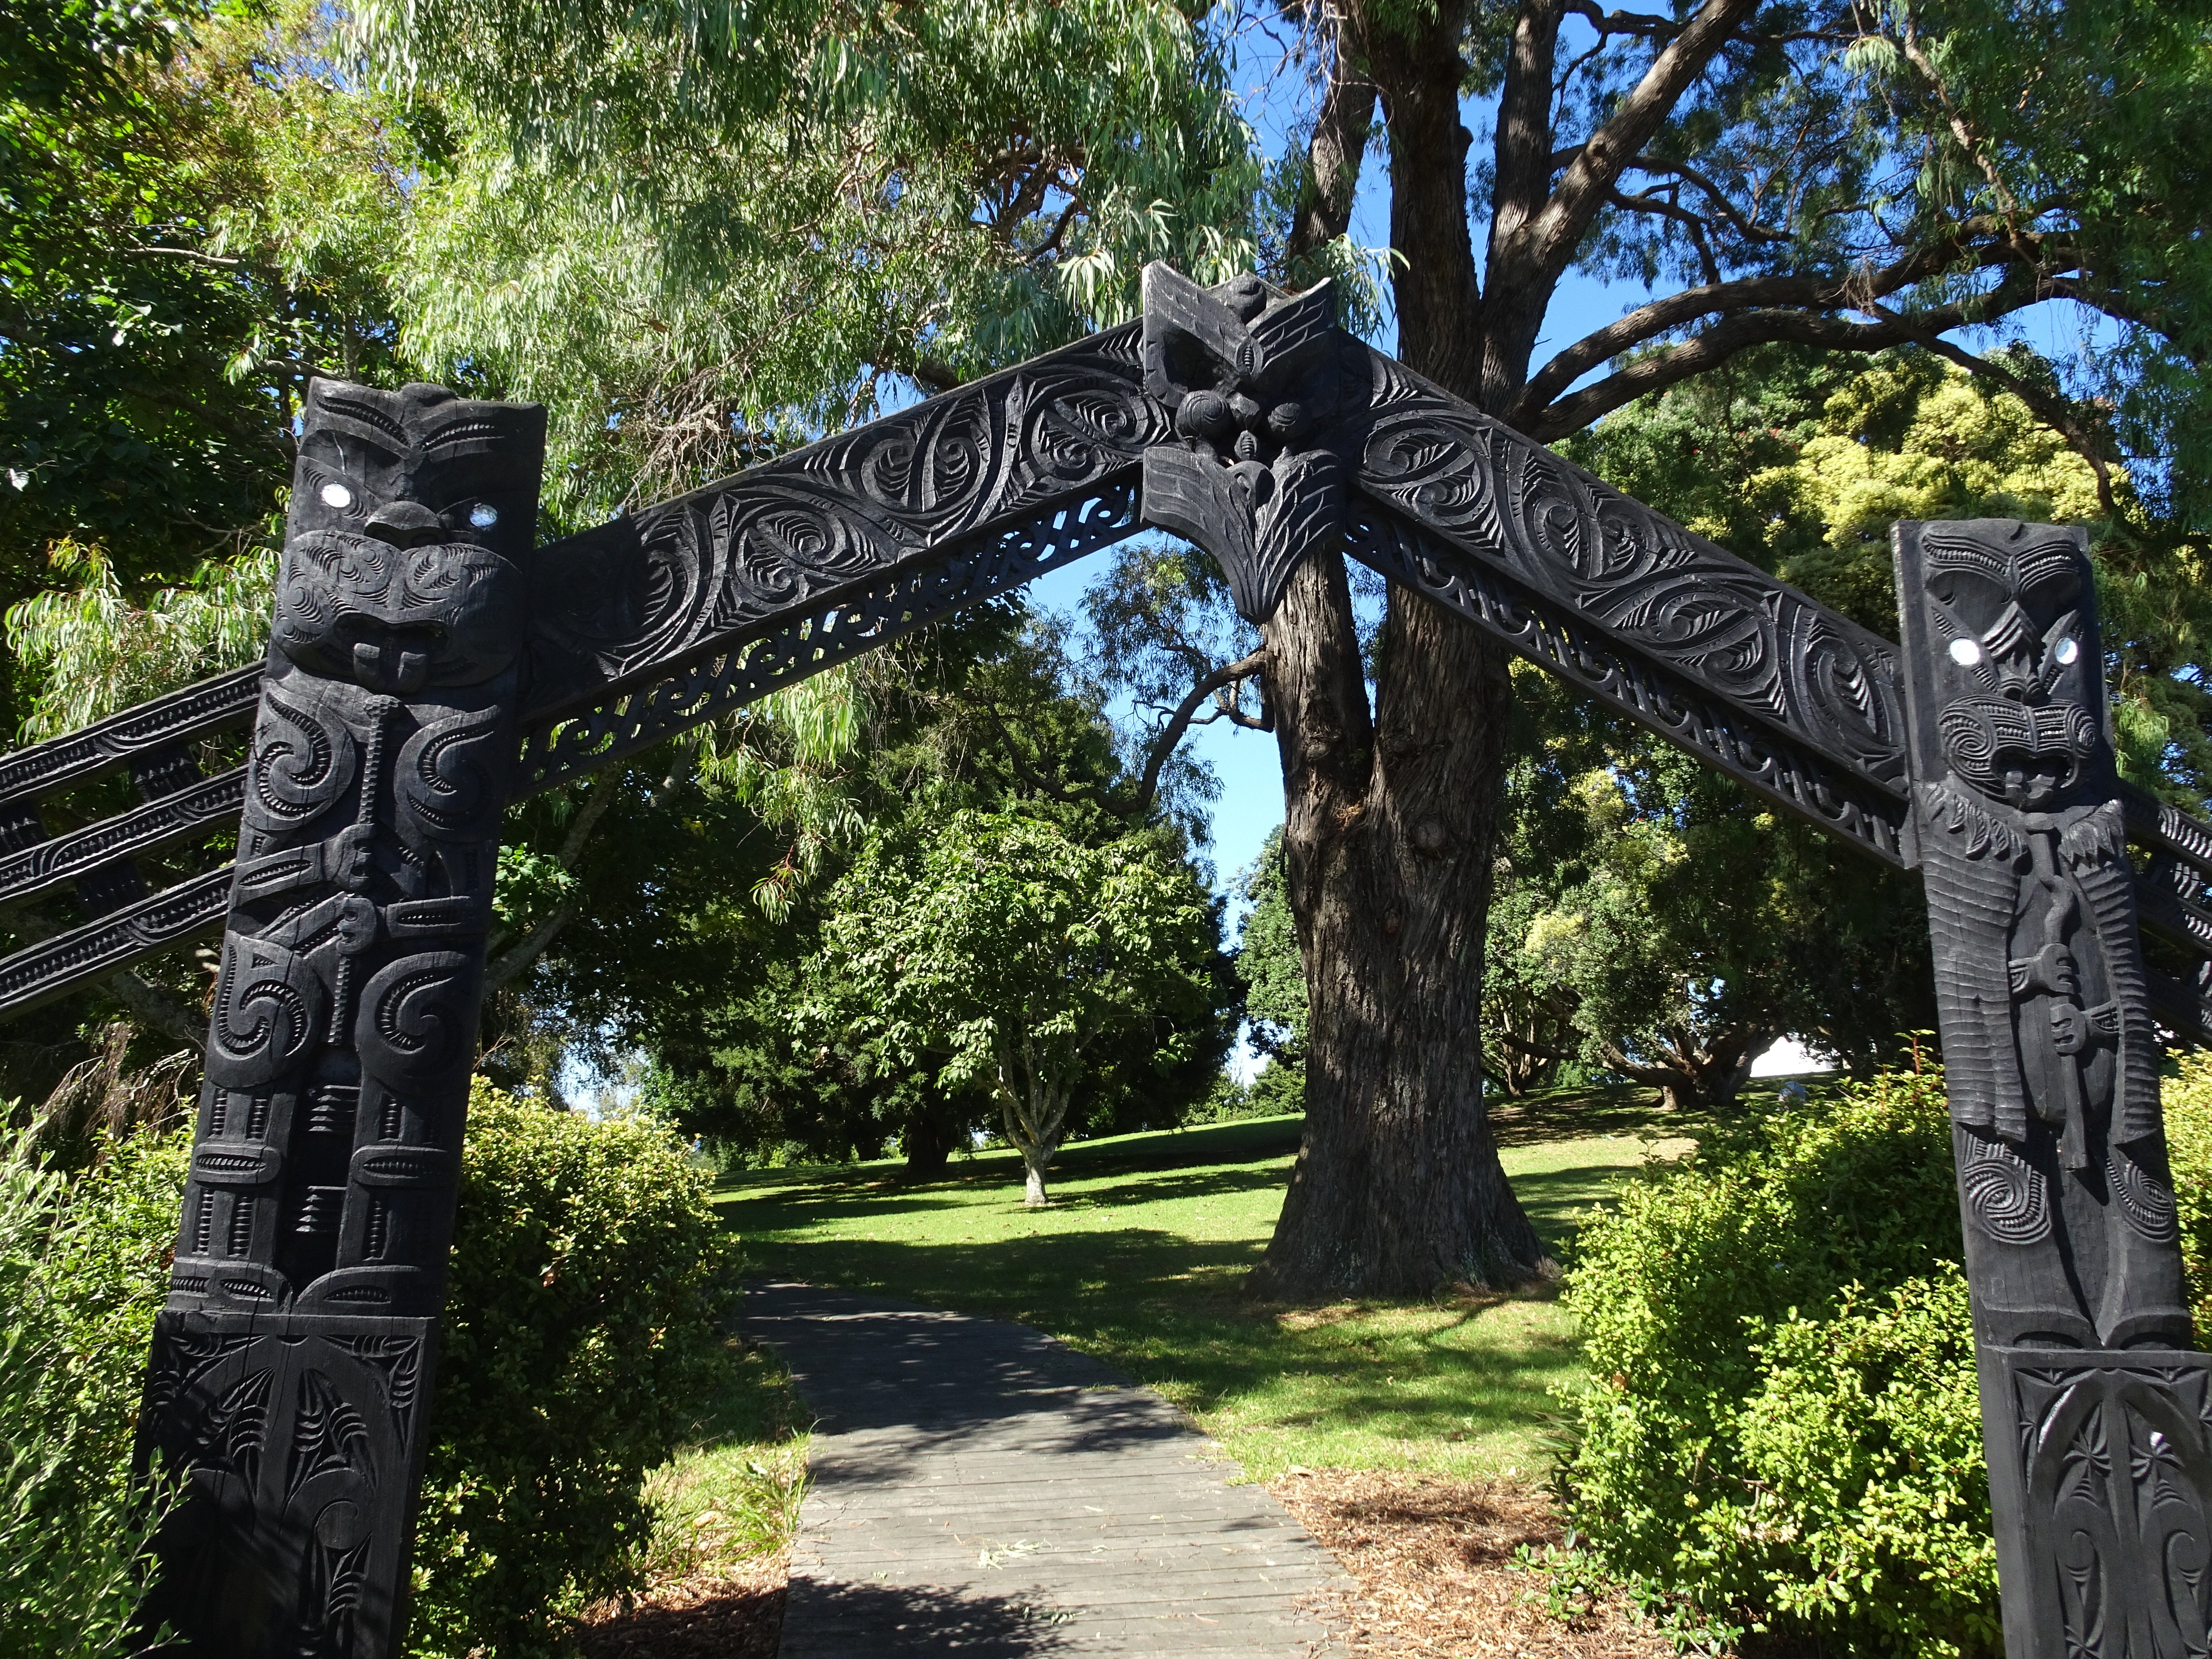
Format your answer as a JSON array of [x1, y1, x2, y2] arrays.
[[1512, 0, 1769, 291], [482, 779, 621, 994], [105, 967, 208, 1049], [1130, 648, 1270, 811], [1528, 269, 2046, 438], [1516, 239, 2036, 433], [1285, 12, 1376, 265]]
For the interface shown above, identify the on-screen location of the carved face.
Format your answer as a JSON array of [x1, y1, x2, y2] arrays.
[[273, 382, 546, 693], [1920, 521, 2098, 809]]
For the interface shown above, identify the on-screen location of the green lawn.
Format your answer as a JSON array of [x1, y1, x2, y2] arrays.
[[718, 1090, 1688, 1482]]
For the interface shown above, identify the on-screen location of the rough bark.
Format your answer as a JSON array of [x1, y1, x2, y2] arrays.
[[1249, 0, 1552, 1298]]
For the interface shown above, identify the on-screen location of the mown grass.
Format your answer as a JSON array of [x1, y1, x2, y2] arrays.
[[717, 1087, 1688, 1482]]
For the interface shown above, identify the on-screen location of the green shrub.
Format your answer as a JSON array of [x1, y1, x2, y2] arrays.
[[1556, 1069, 1987, 1654], [2164, 1050, 2212, 1345], [0, 1128, 187, 1658], [406, 1082, 742, 1656], [1557, 1064, 2212, 1655], [13, 1083, 738, 1657]]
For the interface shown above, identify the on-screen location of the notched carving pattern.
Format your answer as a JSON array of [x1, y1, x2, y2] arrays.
[[0, 662, 261, 808], [0, 765, 244, 911], [1348, 504, 1909, 865], [1340, 347, 1908, 801]]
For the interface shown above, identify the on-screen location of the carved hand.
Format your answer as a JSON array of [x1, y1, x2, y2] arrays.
[[2009, 942, 2077, 998]]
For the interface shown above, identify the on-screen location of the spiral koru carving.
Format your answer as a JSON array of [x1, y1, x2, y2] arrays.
[[2109, 1146, 2181, 1244], [356, 950, 478, 1088], [204, 936, 325, 1089], [395, 702, 509, 844], [1959, 1129, 2051, 1245], [250, 684, 356, 825], [1340, 352, 1908, 801]]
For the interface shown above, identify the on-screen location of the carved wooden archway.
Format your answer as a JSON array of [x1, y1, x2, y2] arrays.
[[0, 266, 2204, 1658]]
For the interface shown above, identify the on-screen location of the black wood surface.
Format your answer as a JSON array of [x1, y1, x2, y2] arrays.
[[140, 379, 545, 1658], [1894, 518, 2208, 1657]]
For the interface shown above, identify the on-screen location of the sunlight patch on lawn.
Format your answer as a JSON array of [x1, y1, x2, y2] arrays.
[[719, 1104, 1687, 1485]]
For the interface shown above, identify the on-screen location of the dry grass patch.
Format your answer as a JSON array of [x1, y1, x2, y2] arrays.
[[1272, 1468, 1668, 1658]]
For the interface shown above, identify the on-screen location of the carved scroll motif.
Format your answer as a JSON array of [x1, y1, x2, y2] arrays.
[[1335, 350, 1909, 807], [141, 380, 545, 1659], [1895, 518, 2207, 1659], [525, 325, 1167, 706]]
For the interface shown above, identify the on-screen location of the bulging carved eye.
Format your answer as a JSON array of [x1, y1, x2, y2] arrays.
[[319, 483, 353, 510], [2054, 637, 2080, 665], [1949, 637, 1983, 666], [469, 503, 499, 529]]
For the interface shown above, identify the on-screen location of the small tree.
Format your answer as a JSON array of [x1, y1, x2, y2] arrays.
[[810, 811, 1217, 1206]]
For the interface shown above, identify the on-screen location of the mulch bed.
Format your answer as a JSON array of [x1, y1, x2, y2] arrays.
[[1270, 1469, 1671, 1658], [576, 1556, 788, 1659]]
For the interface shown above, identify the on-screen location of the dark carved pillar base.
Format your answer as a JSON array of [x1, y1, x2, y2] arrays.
[[139, 1310, 438, 1659], [1979, 1345, 2212, 1659]]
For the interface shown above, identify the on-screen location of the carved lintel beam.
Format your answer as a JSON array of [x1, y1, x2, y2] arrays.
[[1331, 339, 1912, 812], [138, 379, 546, 1658], [1893, 518, 2208, 1657], [520, 323, 1166, 717]]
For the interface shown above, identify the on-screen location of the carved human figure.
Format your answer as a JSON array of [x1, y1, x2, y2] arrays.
[[142, 380, 544, 1659], [1895, 518, 2208, 1659], [1899, 519, 2184, 1348]]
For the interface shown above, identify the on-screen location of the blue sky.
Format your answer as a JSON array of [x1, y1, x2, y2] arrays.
[[1022, 23, 2116, 1062]]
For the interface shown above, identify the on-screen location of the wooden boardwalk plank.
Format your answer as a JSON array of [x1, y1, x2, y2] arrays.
[[746, 1282, 1350, 1656]]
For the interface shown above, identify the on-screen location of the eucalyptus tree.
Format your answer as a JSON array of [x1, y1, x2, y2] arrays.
[[353, 0, 1286, 525]]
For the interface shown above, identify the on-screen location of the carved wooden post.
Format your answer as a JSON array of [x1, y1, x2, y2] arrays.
[[138, 380, 545, 1656], [1894, 518, 2212, 1658]]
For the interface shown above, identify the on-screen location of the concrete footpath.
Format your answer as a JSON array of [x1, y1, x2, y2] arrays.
[[743, 1282, 1350, 1657]]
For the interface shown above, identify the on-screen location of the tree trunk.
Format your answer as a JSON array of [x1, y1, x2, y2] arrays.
[[902, 1102, 959, 1178], [996, 1049, 1069, 1208], [1249, 1, 1551, 1298], [1598, 1025, 1776, 1114]]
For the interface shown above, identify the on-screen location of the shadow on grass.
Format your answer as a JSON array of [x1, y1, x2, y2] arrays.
[[1514, 1161, 1655, 1250], [745, 1220, 1580, 1447], [1486, 1084, 1675, 1147]]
